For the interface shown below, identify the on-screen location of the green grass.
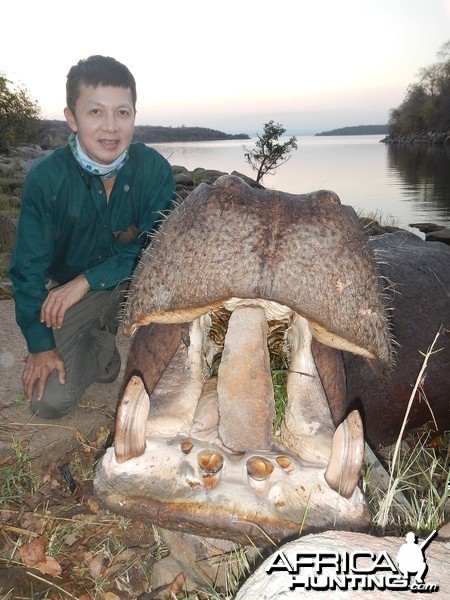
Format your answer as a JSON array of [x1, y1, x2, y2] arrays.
[[0, 193, 20, 218], [0, 434, 40, 503]]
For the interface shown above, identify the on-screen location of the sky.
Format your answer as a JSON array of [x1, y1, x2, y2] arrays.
[[1, 0, 449, 135]]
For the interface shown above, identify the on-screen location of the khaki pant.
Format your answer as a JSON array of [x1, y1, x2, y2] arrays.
[[30, 286, 126, 419]]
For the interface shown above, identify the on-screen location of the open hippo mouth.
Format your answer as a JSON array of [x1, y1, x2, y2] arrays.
[[94, 176, 392, 545]]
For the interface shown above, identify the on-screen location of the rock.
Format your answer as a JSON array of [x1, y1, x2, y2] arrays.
[[171, 167, 260, 203], [172, 165, 189, 175], [192, 168, 229, 184], [158, 528, 257, 590], [7, 196, 21, 210], [0, 162, 14, 175], [175, 187, 191, 200], [382, 131, 450, 144], [174, 172, 195, 186], [0, 253, 12, 269], [0, 280, 13, 299], [410, 222, 443, 233], [410, 222, 450, 245], [0, 216, 18, 253], [359, 216, 401, 236], [426, 228, 450, 244], [231, 170, 264, 188], [236, 530, 450, 599], [5, 177, 26, 191], [148, 556, 195, 596]]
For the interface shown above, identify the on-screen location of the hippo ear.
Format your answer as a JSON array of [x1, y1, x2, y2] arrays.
[[324, 410, 365, 498]]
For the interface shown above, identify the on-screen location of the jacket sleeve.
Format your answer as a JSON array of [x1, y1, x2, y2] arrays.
[[9, 168, 56, 353], [82, 153, 176, 291]]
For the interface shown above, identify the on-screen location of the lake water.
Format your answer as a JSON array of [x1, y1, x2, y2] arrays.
[[151, 135, 450, 234]]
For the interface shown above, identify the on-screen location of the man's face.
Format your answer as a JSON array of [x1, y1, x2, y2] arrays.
[[64, 84, 135, 165]]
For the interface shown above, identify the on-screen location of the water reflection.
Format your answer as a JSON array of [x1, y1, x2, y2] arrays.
[[152, 137, 450, 229], [386, 144, 450, 224]]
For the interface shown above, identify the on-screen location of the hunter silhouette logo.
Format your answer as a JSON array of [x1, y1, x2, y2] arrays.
[[397, 530, 436, 586], [265, 530, 440, 593]]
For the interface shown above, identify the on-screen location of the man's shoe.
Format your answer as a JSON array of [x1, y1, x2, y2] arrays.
[[97, 346, 121, 383]]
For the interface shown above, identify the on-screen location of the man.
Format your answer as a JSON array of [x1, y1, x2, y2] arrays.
[[9, 55, 176, 419]]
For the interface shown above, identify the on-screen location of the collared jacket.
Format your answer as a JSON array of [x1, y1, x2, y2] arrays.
[[9, 142, 176, 353]]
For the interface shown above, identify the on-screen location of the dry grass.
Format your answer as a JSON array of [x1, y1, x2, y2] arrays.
[[363, 330, 449, 537]]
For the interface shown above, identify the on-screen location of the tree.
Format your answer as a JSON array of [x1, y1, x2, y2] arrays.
[[244, 121, 298, 184], [388, 39, 450, 135], [0, 73, 41, 153]]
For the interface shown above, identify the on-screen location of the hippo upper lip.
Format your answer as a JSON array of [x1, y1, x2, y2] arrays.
[[122, 175, 392, 372]]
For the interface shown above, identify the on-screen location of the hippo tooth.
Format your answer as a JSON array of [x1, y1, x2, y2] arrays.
[[198, 450, 224, 490], [181, 440, 194, 455], [325, 409, 365, 498], [247, 456, 275, 481], [276, 456, 292, 470], [114, 375, 150, 464]]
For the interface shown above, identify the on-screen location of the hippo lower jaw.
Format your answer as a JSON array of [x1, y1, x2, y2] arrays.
[[94, 297, 371, 545]]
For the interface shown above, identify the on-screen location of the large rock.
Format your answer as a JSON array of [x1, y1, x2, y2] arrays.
[[236, 530, 450, 599]]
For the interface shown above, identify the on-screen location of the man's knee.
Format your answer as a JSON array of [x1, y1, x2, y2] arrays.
[[29, 398, 73, 419], [29, 376, 76, 419]]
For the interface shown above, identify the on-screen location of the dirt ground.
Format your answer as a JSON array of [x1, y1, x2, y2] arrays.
[[0, 298, 179, 600], [0, 298, 133, 472]]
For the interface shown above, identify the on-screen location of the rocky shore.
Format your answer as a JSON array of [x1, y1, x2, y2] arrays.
[[381, 131, 450, 144]]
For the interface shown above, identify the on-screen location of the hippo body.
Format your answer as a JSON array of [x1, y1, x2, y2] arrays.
[[343, 231, 450, 447]]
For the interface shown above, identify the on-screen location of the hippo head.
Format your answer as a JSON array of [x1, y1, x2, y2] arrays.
[[94, 175, 392, 545]]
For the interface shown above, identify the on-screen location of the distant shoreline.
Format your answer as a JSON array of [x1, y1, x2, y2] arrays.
[[36, 120, 250, 149], [316, 125, 388, 136]]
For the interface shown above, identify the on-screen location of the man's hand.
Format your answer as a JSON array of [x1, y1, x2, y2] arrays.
[[41, 275, 90, 329], [23, 350, 66, 401]]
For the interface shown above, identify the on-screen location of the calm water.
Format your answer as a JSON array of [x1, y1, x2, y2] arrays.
[[151, 135, 450, 234]]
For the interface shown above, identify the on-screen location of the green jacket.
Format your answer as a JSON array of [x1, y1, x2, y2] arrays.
[[10, 142, 176, 353]]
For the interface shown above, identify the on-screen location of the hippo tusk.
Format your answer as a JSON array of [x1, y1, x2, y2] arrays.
[[325, 409, 365, 498], [114, 375, 150, 463]]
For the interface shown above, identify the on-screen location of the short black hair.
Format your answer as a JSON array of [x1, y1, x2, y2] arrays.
[[66, 55, 137, 114]]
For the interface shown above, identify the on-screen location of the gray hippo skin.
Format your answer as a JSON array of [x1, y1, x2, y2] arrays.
[[94, 175, 449, 546], [343, 230, 449, 447]]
